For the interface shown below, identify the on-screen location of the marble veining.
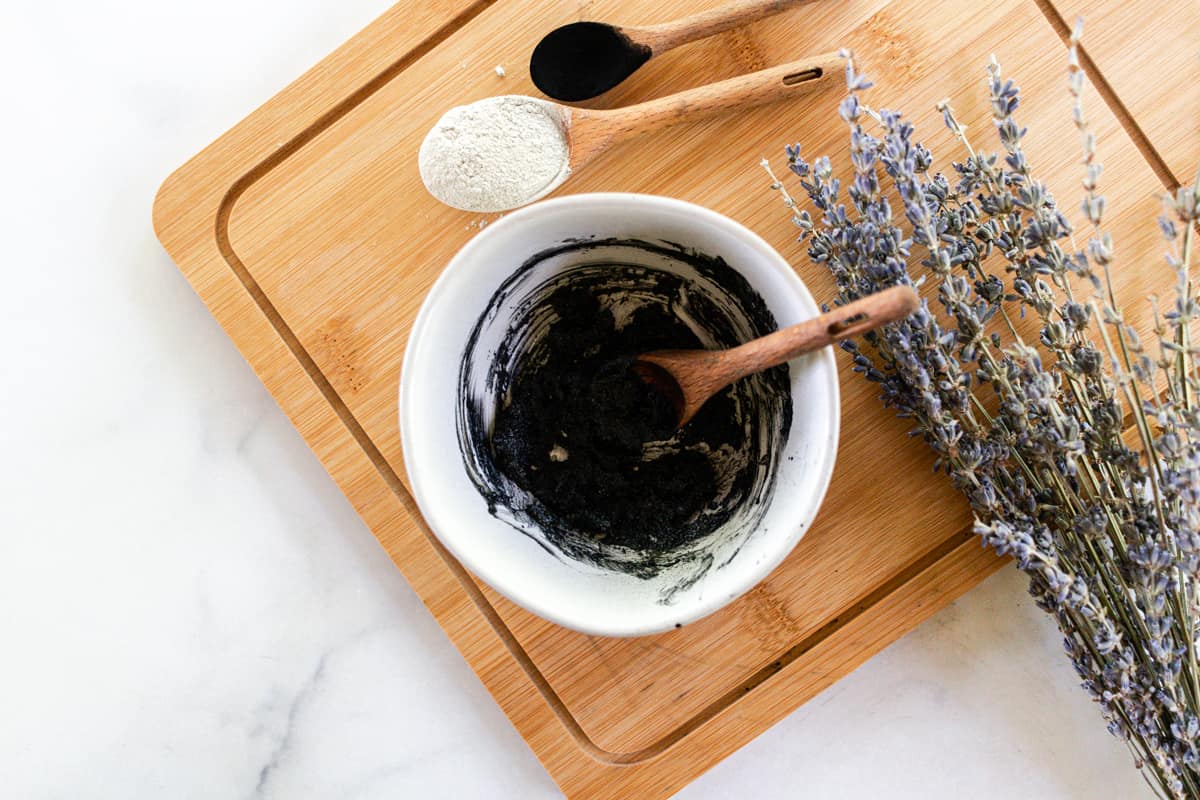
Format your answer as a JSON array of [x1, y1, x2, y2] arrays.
[[254, 653, 330, 796]]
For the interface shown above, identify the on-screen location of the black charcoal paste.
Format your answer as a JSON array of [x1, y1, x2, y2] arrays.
[[457, 239, 792, 593]]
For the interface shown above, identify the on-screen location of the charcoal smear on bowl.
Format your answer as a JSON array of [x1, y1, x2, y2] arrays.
[[456, 238, 792, 602]]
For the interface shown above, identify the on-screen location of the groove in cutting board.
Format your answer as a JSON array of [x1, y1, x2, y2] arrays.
[[221, 0, 1168, 755], [154, 0, 1185, 794], [209, 3, 982, 759], [219, 0, 980, 758], [1033, 0, 1178, 190], [1039, 0, 1200, 187]]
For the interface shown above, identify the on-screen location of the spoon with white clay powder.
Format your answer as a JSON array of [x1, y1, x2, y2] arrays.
[[419, 51, 839, 212]]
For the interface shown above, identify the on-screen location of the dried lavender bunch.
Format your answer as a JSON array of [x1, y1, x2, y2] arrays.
[[764, 28, 1200, 798]]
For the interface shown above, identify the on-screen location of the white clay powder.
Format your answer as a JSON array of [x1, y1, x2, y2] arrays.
[[418, 95, 570, 212]]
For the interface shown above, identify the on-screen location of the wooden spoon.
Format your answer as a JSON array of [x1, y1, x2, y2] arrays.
[[419, 52, 839, 211], [566, 50, 838, 171], [530, 0, 814, 101], [633, 285, 921, 426]]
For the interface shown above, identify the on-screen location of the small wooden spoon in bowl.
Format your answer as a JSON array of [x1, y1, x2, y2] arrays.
[[530, 0, 814, 101], [633, 285, 921, 426]]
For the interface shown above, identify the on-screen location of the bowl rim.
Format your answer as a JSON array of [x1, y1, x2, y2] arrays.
[[399, 192, 840, 636]]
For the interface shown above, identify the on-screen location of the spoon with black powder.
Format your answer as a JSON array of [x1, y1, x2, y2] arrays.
[[530, 0, 812, 102], [634, 285, 921, 425]]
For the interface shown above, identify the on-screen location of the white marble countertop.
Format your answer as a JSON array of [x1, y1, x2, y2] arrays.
[[1, 1, 1150, 797]]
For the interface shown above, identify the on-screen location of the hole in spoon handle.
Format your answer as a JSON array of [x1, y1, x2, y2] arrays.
[[823, 286, 920, 341], [827, 312, 869, 338], [782, 67, 823, 86]]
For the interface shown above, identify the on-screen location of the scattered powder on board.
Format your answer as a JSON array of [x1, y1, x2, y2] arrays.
[[418, 96, 570, 212]]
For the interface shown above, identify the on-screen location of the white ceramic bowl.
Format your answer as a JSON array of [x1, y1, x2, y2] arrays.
[[400, 194, 839, 637]]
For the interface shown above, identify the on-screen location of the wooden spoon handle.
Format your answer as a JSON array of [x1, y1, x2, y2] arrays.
[[720, 285, 921, 384], [631, 0, 814, 53], [569, 51, 840, 168]]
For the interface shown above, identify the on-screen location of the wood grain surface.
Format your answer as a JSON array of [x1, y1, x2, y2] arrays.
[[1042, 0, 1200, 186], [153, 0, 1185, 796]]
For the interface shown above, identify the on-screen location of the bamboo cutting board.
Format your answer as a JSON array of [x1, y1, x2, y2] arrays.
[[1044, 0, 1200, 187], [153, 0, 1184, 795]]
